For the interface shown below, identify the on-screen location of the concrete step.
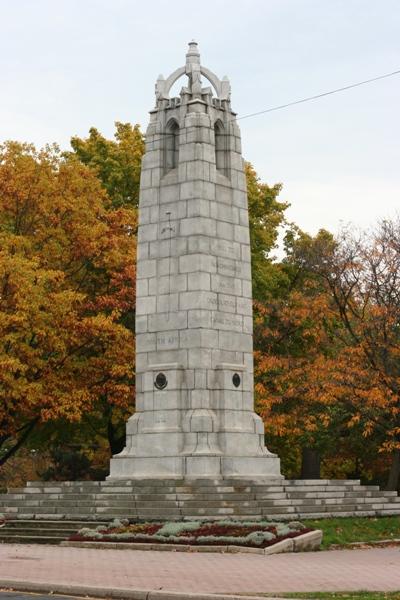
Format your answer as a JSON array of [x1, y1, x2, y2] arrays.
[[262, 506, 297, 515], [0, 527, 78, 536], [2, 478, 399, 524], [2, 492, 268, 504], [285, 479, 360, 485], [1, 519, 93, 528], [377, 508, 400, 515], [0, 519, 92, 545], [28, 498, 135, 507], [0, 533, 66, 544], [177, 500, 259, 508], [259, 498, 363, 507], [178, 507, 261, 516]]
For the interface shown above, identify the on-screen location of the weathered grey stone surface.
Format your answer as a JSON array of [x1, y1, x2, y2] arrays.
[[1, 479, 400, 525], [109, 42, 280, 479]]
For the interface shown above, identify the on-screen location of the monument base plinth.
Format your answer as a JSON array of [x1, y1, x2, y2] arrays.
[[2, 478, 400, 522], [107, 452, 282, 480]]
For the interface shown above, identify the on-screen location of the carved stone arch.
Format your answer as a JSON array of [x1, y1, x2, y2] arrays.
[[164, 118, 179, 172], [200, 67, 222, 98], [159, 65, 226, 99], [161, 67, 186, 99]]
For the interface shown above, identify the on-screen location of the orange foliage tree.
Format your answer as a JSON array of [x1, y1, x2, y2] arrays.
[[253, 229, 349, 478], [308, 220, 400, 489], [255, 223, 400, 488], [0, 142, 136, 466]]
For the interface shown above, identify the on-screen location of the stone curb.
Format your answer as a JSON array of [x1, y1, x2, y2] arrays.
[[0, 579, 282, 600], [330, 537, 400, 550], [61, 529, 323, 554]]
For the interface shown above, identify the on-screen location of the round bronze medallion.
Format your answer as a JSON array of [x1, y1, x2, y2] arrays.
[[232, 373, 241, 388], [155, 372, 167, 390]]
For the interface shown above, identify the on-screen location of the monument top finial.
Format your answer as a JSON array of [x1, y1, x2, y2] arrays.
[[186, 40, 200, 57], [185, 41, 202, 98]]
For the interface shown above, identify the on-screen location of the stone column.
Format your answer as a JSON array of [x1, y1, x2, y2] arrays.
[[108, 42, 281, 479]]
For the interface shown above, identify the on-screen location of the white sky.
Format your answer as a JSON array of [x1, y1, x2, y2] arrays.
[[1, 0, 399, 236]]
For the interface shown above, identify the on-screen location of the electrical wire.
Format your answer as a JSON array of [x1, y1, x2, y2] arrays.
[[143, 68, 400, 145], [236, 68, 400, 121]]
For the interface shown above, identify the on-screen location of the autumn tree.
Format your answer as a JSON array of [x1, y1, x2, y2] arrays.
[[66, 122, 145, 457], [253, 228, 344, 477], [304, 219, 400, 489], [0, 142, 136, 467]]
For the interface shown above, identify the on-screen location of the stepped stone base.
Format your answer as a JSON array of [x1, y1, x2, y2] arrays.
[[1, 479, 400, 527]]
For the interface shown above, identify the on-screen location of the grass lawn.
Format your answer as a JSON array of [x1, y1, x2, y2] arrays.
[[265, 593, 400, 600], [301, 516, 400, 549]]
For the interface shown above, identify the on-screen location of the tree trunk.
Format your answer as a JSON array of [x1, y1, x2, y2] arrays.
[[300, 447, 321, 479], [0, 419, 38, 467], [386, 449, 400, 491], [107, 417, 126, 456]]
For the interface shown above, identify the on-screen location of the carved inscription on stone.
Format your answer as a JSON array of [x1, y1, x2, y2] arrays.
[[217, 257, 236, 277], [218, 295, 236, 312], [211, 274, 241, 296], [211, 311, 242, 332], [157, 333, 179, 349]]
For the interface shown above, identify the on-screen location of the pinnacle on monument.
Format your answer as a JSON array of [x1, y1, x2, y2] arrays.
[[186, 40, 200, 62]]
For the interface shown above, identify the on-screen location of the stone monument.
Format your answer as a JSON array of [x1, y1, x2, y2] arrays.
[[2, 44, 400, 529], [109, 42, 281, 480]]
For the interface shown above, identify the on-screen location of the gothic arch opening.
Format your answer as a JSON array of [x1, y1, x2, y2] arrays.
[[215, 120, 227, 177], [164, 119, 179, 172]]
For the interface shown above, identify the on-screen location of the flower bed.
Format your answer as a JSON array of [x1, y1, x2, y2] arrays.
[[69, 519, 313, 549]]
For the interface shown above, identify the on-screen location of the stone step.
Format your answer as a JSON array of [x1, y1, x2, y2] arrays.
[[2, 494, 397, 506], [285, 490, 397, 499], [0, 527, 78, 536], [262, 506, 297, 515], [239, 486, 286, 493], [2, 478, 398, 524], [377, 508, 400, 515], [285, 479, 360, 485], [24, 478, 283, 489], [1, 492, 266, 504], [178, 507, 261, 516], [283, 486, 350, 493], [259, 498, 363, 507], [176, 500, 259, 508], [26, 489, 391, 502], [283, 485, 379, 493], [26, 482, 101, 489], [1, 519, 103, 529], [0, 533, 66, 544], [4, 513, 101, 521], [6, 496, 396, 513], [99, 507, 180, 516]]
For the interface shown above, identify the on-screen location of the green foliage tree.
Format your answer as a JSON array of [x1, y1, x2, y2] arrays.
[[245, 162, 289, 301], [68, 122, 144, 208]]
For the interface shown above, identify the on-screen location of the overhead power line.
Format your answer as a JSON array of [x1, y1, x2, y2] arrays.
[[237, 68, 400, 121], [144, 68, 400, 143]]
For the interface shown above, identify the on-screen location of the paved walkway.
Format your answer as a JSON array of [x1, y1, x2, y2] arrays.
[[0, 543, 399, 596]]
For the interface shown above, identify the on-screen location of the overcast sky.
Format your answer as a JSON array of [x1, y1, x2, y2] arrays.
[[1, 0, 399, 237]]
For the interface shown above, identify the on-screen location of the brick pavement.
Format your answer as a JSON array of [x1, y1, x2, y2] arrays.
[[0, 544, 399, 595]]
